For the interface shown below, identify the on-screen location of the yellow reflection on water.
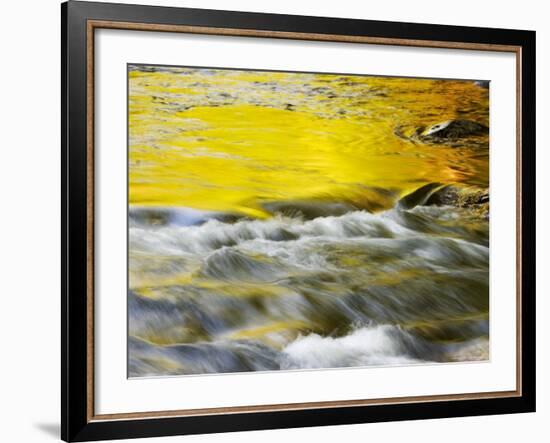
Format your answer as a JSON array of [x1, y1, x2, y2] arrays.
[[129, 67, 488, 217]]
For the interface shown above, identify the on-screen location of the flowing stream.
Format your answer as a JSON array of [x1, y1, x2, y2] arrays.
[[128, 66, 489, 377]]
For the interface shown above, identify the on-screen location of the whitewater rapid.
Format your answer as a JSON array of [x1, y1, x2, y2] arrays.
[[128, 202, 489, 377]]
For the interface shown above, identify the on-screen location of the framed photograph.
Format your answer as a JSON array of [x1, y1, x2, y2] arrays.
[[61, 1, 536, 441]]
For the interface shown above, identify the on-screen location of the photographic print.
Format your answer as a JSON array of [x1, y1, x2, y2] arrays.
[[128, 64, 490, 377]]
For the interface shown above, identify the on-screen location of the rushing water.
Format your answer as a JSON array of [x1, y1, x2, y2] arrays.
[[128, 65, 489, 377]]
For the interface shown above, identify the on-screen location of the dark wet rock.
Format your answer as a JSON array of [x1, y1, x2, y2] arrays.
[[395, 120, 489, 146], [424, 185, 459, 206], [398, 183, 489, 217], [426, 185, 489, 209], [474, 80, 490, 89], [421, 119, 488, 140], [262, 200, 356, 220], [398, 183, 444, 210], [211, 213, 250, 224]]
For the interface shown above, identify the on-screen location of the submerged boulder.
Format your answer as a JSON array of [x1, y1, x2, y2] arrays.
[[262, 200, 356, 220], [397, 183, 444, 210], [420, 119, 488, 140], [394, 119, 489, 146], [398, 183, 489, 218], [425, 185, 488, 209]]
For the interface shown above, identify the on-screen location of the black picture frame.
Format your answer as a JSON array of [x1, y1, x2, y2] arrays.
[[62, 1, 536, 441]]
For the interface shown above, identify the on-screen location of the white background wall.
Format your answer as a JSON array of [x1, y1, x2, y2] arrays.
[[0, 0, 547, 442]]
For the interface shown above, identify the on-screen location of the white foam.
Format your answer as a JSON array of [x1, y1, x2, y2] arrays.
[[281, 325, 422, 369], [129, 208, 415, 257]]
